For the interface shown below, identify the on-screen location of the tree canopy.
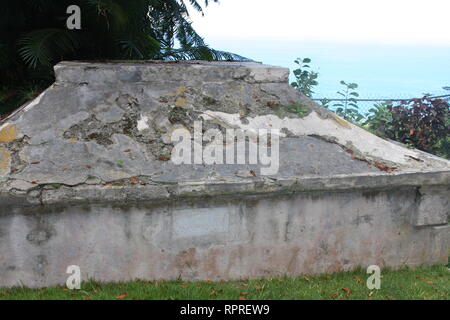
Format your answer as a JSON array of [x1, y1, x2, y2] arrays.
[[0, 0, 246, 86]]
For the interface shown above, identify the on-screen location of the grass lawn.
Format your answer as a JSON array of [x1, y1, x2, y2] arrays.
[[0, 265, 448, 300]]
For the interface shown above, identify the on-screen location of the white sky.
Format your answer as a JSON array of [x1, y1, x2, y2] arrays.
[[190, 0, 450, 45]]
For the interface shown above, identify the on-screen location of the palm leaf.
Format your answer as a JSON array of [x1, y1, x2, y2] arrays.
[[81, 0, 129, 30], [0, 43, 12, 68], [116, 32, 161, 59], [162, 46, 251, 61], [17, 29, 80, 68]]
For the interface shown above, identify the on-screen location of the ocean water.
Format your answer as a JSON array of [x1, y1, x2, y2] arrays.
[[206, 39, 450, 113]]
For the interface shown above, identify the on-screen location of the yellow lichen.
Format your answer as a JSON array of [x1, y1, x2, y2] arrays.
[[175, 98, 186, 107], [331, 114, 352, 129], [0, 124, 18, 143], [0, 147, 11, 171], [176, 87, 187, 95]]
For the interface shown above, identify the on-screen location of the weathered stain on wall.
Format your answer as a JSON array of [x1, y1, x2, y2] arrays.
[[0, 188, 448, 288]]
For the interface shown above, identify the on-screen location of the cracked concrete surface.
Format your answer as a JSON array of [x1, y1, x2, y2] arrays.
[[0, 61, 448, 287], [0, 60, 448, 205]]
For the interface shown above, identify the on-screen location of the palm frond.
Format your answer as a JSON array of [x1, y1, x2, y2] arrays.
[[2, 0, 250, 89], [17, 29, 80, 68], [180, 0, 219, 15], [81, 0, 129, 30], [116, 32, 161, 59], [162, 46, 251, 61], [0, 43, 12, 68]]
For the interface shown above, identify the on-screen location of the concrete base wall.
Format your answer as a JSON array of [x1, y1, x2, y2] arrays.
[[0, 187, 448, 288]]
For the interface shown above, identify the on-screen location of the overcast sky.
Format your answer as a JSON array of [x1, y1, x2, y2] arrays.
[[190, 0, 450, 45]]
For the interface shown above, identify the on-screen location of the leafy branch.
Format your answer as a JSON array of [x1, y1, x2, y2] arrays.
[[290, 58, 318, 98]]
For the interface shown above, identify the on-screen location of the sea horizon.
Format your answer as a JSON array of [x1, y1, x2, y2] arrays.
[[204, 38, 450, 112]]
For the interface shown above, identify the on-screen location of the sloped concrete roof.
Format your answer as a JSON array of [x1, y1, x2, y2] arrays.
[[0, 60, 449, 207]]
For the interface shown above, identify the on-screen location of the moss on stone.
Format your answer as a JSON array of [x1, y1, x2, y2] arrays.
[[284, 102, 311, 118]]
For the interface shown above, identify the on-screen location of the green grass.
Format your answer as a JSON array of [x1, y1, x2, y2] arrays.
[[0, 265, 448, 300]]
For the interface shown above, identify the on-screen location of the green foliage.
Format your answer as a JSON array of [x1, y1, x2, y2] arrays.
[[0, 82, 48, 119], [0, 0, 247, 87], [290, 58, 319, 98], [0, 0, 249, 118], [285, 102, 310, 117], [434, 135, 450, 159], [320, 98, 331, 109], [385, 96, 449, 157], [291, 58, 450, 159], [363, 97, 449, 158], [116, 160, 124, 168], [333, 81, 364, 123], [17, 29, 80, 69], [364, 102, 392, 136]]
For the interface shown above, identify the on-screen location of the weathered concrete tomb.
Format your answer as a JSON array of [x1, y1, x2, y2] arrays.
[[0, 61, 449, 287]]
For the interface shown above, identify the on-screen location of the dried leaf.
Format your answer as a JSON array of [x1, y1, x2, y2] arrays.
[[342, 288, 352, 294], [116, 293, 128, 299]]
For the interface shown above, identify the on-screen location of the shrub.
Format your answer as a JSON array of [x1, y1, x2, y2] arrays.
[[333, 81, 364, 124], [386, 95, 449, 157], [364, 102, 392, 136], [290, 58, 318, 98]]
